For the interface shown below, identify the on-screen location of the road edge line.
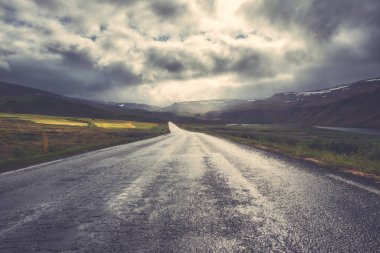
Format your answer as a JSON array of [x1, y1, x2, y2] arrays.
[[328, 174, 380, 196]]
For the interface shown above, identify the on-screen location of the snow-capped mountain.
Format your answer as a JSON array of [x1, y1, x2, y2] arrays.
[[1, 77, 379, 127], [208, 78, 380, 128]]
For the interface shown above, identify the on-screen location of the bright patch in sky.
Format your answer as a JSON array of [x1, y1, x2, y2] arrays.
[[0, 0, 379, 105]]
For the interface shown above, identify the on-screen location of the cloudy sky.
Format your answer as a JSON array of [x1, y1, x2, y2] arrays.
[[0, 0, 379, 105]]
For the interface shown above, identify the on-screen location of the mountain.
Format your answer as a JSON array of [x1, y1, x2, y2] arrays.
[[2, 77, 379, 127], [113, 102, 161, 112], [0, 82, 209, 123], [0, 82, 168, 122], [0, 82, 115, 118], [162, 99, 251, 116], [208, 78, 380, 128], [84, 100, 161, 112], [75, 99, 162, 116]]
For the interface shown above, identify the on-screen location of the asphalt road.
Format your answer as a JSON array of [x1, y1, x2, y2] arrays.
[[0, 123, 379, 252]]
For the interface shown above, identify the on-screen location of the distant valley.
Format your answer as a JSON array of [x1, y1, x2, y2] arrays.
[[1, 77, 379, 128], [161, 99, 251, 116], [0, 82, 200, 123]]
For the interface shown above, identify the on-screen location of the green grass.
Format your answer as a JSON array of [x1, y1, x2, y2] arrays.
[[180, 123, 380, 175], [0, 115, 169, 174]]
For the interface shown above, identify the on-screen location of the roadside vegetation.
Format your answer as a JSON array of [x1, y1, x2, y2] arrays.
[[0, 113, 169, 173], [0, 113, 158, 129], [180, 124, 380, 175]]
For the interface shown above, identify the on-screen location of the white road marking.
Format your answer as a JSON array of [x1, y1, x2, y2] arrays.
[[0, 159, 64, 177], [0, 203, 51, 238], [328, 174, 380, 196], [0, 134, 170, 177]]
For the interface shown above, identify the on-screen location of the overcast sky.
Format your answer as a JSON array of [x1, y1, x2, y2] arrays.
[[0, 0, 379, 105]]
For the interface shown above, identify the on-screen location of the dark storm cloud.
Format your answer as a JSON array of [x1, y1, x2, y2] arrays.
[[105, 62, 141, 84], [0, 57, 141, 97], [0, 55, 141, 97], [359, 27, 380, 63], [306, 0, 380, 41], [209, 46, 276, 79], [230, 48, 274, 78], [238, 0, 380, 92], [304, 1, 354, 41], [303, 0, 380, 90], [32, 0, 63, 10], [0, 0, 379, 104], [163, 60, 184, 73], [144, 45, 275, 82], [0, 2, 27, 27], [46, 44, 95, 69], [0, 58, 99, 95], [284, 50, 312, 66], [99, 0, 138, 7], [151, 1, 187, 19], [242, 0, 379, 41], [144, 48, 207, 79]]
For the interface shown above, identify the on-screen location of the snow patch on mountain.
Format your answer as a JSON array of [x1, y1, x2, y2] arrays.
[[295, 85, 349, 96], [367, 78, 380, 82]]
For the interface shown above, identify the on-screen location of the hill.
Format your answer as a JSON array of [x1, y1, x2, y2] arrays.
[[207, 78, 380, 128], [0, 82, 208, 123], [162, 99, 250, 116], [2, 77, 379, 127], [0, 82, 116, 118]]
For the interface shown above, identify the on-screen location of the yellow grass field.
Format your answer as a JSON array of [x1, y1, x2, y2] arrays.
[[0, 113, 158, 129], [94, 121, 135, 129], [0, 116, 169, 173]]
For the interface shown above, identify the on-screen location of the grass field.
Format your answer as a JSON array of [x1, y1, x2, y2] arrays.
[[0, 113, 169, 173], [0, 113, 158, 129], [180, 123, 380, 176]]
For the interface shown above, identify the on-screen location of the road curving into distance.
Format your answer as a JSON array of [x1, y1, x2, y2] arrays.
[[0, 122, 379, 252]]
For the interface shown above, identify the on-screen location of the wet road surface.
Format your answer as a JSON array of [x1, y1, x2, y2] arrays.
[[0, 123, 379, 252]]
